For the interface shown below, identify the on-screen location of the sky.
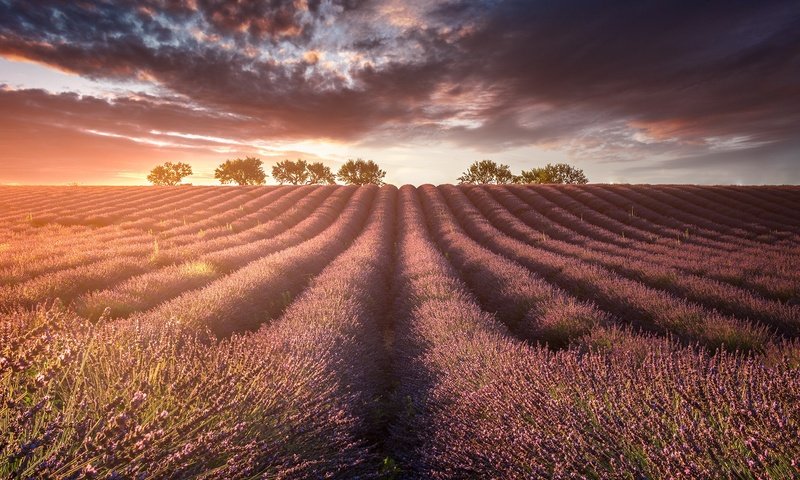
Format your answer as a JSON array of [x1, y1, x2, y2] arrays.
[[0, 0, 798, 186]]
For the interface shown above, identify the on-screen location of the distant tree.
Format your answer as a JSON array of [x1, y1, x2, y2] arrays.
[[214, 157, 267, 185], [271, 159, 337, 185], [457, 160, 516, 184], [272, 159, 309, 185], [518, 163, 588, 184], [306, 162, 336, 185], [147, 162, 193, 186], [337, 158, 386, 186]]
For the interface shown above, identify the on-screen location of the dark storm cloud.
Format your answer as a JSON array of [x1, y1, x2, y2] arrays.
[[0, 0, 798, 171], [435, 0, 800, 147]]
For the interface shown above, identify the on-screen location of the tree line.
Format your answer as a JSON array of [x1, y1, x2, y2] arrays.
[[456, 160, 588, 185], [147, 158, 385, 186], [147, 158, 587, 186]]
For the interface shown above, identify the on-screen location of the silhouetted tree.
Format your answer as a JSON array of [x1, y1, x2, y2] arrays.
[[458, 160, 516, 184], [518, 163, 588, 184], [214, 157, 267, 185], [272, 159, 309, 185], [306, 162, 336, 184], [147, 162, 193, 186], [272, 159, 337, 185], [337, 158, 386, 186]]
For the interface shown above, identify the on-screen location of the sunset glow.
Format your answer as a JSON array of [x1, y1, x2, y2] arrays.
[[1, 1, 798, 185]]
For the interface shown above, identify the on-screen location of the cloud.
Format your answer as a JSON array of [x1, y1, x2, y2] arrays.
[[0, 0, 798, 183], [0, 87, 336, 184], [440, 1, 800, 147]]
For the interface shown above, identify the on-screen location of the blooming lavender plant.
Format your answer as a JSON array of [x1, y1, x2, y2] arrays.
[[1, 183, 798, 479]]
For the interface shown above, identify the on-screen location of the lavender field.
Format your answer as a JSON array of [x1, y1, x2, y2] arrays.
[[1, 184, 799, 478]]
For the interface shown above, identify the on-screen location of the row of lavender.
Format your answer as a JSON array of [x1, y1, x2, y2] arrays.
[[0, 186, 349, 314], [423, 186, 773, 351], [474, 186, 800, 333], [1, 184, 797, 325], [1, 184, 795, 275], [2, 183, 798, 350], [0, 186, 298, 282], [491, 185, 800, 301], [3, 184, 797, 299], [1, 185, 395, 477], [391, 186, 800, 477], [1, 184, 799, 477]]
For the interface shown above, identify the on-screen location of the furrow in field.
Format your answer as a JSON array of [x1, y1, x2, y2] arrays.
[[1, 185, 214, 230], [0, 186, 147, 222], [676, 185, 800, 235], [727, 186, 800, 217], [533, 185, 800, 300], [414, 186, 608, 347], [656, 185, 800, 253], [113, 187, 259, 234], [36, 186, 249, 240], [0, 187, 108, 220], [388, 185, 800, 478], [653, 185, 799, 240], [0, 187, 177, 242], [623, 184, 775, 239], [549, 184, 793, 256], [0, 186, 332, 310], [430, 185, 771, 351], [126, 185, 377, 336], [697, 185, 800, 224], [730, 185, 800, 226], [0, 186, 252, 268], [32, 185, 252, 246], [157, 188, 289, 238], [603, 185, 798, 254], [36, 186, 221, 226], [152, 186, 319, 261], [74, 186, 344, 320], [463, 186, 800, 336], [513, 186, 654, 246], [577, 184, 772, 250], [0, 187, 396, 477], [527, 184, 748, 253], [42, 185, 222, 220], [491, 185, 800, 305], [0, 186, 62, 203], [542, 185, 800, 298], [548, 184, 712, 242], [0, 186, 294, 283], [502, 184, 788, 279], [0, 186, 167, 213], [0, 187, 145, 238]]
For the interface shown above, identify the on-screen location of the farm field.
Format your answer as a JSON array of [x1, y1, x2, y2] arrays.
[[1, 184, 800, 478]]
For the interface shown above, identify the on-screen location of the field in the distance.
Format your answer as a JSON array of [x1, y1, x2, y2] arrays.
[[1, 184, 799, 479]]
